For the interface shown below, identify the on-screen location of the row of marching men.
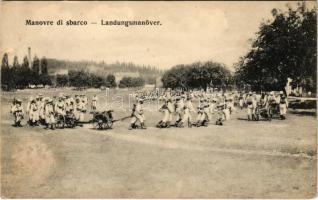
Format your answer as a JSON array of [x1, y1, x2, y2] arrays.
[[10, 93, 98, 129], [156, 92, 235, 128], [128, 90, 235, 130]]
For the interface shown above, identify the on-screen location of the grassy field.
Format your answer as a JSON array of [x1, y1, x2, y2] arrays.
[[1, 89, 317, 198]]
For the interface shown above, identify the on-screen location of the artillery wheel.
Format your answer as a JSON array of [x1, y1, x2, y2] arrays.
[[94, 120, 104, 130], [67, 118, 76, 128], [55, 115, 65, 129], [103, 120, 113, 129]]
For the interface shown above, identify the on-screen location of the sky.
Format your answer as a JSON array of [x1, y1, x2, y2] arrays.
[[0, 1, 316, 71]]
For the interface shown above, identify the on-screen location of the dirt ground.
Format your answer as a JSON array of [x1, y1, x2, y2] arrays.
[[1, 89, 317, 198]]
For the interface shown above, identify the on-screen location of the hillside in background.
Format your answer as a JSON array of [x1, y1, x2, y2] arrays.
[[47, 58, 164, 78]]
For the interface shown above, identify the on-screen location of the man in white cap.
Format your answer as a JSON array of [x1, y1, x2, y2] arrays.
[[276, 91, 284, 104], [36, 94, 45, 123], [55, 95, 66, 116], [195, 99, 209, 127], [238, 93, 245, 110], [12, 99, 24, 127], [166, 97, 175, 127], [164, 89, 172, 102], [227, 96, 235, 114], [267, 91, 277, 104], [222, 99, 231, 120], [28, 98, 40, 126], [91, 94, 98, 111], [180, 95, 195, 127], [74, 98, 83, 122], [260, 92, 268, 107], [215, 102, 226, 125], [129, 98, 146, 130], [157, 96, 175, 128], [245, 92, 255, 120], [26, 96, 33, 115], [279, 91, 288, 120], [209, 98, 218, 114], [79, 98, 87, 122], [64, 95, 70, 107], [157, 99, 171, 128], [266, 91, 278, 117], [10, 98, 17, 115], [174, 96, 184, 126], [44, 98, 55, 129], [81, 94, 88, 107]]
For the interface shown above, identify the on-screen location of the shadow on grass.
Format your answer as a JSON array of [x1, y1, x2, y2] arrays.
[[289, 110, 316, 116], [237, 118, 248, 121], [281, 147, 317, 157], [236, 117, 271, 122]]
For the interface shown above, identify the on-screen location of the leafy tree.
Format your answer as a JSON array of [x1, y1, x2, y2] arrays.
[[162, 61, 232, 90], [161, 65, 188, 89], [119, 77, 133, 88], [12, 66, 29, 89], [90, 73, 106, 88], [68, 69, 90, 88], [235, 3, 316, 92], [32, 56, 40, 75], [131, 77, 145, 87], [1, 53, 12, 90], [21, 56, 29, 68], [56, 74, 69, 87], [119, 76, 145, 88], [15, 56, 33, 88], [105, 74, 117, 88], [40, 57, 48, 75], [39, 74, 52, 85], [1, 53, 9, 68], [1, 54, 53, 90], [13, 55, 19, 68]]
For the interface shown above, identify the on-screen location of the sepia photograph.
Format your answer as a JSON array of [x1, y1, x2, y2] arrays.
[[0, 1, 317, 198]]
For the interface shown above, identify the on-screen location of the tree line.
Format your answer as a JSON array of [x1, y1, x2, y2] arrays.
[[234, 2, 316, 92], [46, 58, 161, 85], [55, 70, 117, 88], [1, 54, 51, 90], [1, 54, 147, 90], [55, 71, 146, 88], [161, 61, 233, 90], [118, 77, 145, 88], [46, 58, 163, 75]]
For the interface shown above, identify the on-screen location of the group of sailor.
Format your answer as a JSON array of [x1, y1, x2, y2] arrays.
[[156, 90, 236, 128], [242, 91, 288, 120], [10, 93, 93, 129], [10, 89, 288, 129]]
